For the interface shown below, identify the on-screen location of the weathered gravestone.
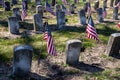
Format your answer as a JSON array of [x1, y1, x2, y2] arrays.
[[65, 39, 82, 65], [8, 17, 19, 34], [96, 8, 104, 22], [94, 0, 99, 11], [12, 45, 33, 78], [69, 4, 75, 14], [110, 0, 114, 7], [78, 9, 86, 25], [4, 1, 11, 11], [106, 33, 120, 57], [35, 0, 41, 5], [13, 8, 21, 21], [113, 6, 119, 20], [103, 0, 107, 8], [33, 13, 44, 32], [36, 5, 43, 17], [11, 0, 17, 5], [51, 0, 56, 6]]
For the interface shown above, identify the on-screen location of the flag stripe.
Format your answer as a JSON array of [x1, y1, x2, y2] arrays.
[[21, 1, 27, 21]]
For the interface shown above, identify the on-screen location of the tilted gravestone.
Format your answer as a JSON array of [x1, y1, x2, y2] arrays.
[[78, 9, 86, 25], [106, 33, 120, 57], [65, 39, 82, 65], [113, 6, 119, 20], [13, 8, 21, 21], [35, 0, 41, 5], [4, 1, 11, 11], [36, 5, 43, 17], [13, 45, 33, 78], [96, 8, 104, 22], [33, 13, 44, 32], [94, 0, 99, 11], [110, 0, 114, 7], [56, 10, 66, 29], [11, 0, 17, 5], [69, 4, 75, 14], [8, 17, 19, 34], [103, 0, 107, 8]]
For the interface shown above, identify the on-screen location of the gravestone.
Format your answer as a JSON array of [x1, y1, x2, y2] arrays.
[[113, 6, 119, 20], [69, 4, 75, 14], [106, 33, 120, 57], [74, 0, 79, 4], [13, 8, 21, 21], [65, 39, 82, 65], [22, 0, 31, 3], [33, 13, 44, 32], [94, 0, 99, 11], [51, 0, 56, 6], [96, 8, 104, 22], [22, 1, 28, 10], [36, 5, 43, 17], [11, 0, 17, 5], [110, 0, 114, 7], [55, 4, 61, 11], [8, 17, 19, 34], [35, 0, 41, 5], [114, 0, 119, 5], [83, 2, 90, 12], [103, 0, 107, 8], [13, 45, 33, 78], [56, 11, 66, 29], [78, 9, 86, 25], [4, 1, 11, 11]]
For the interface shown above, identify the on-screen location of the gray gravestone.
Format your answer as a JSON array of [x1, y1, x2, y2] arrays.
[[13, 8, 21, 21], [69, 4, 75, 14], [83, 2, 90, 12], [97, 8, 104, 22], [94, 0, 99, 11], [78, 9, 86, 25], [35, 0, 41, 5], [103, 0, 107, 8], [51, 0, 56, 6], [8, 17, 19, 34], [56, 11, 66, 29], [110, 0, 114, 7], [106, 33, 120, 57], [4, 1, 11, 11], [13, 45, 33, 78], [55, 4, 61, 11], [36, 5, 43, 17], [113, 6, 119, 20], [66, 39, 82, 65], [33, 13, 44, 32], [11, 0, 17, 5]]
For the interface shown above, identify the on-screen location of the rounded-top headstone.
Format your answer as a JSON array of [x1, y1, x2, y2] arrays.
[[65, 39, 82, 65], [13, 45, 33, 77]]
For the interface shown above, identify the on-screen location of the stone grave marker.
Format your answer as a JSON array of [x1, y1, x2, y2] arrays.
[[114, 0, 119, 5], [83, 2, 90, 12], [12, 45, 33, 78], [69, 4, 75, 14], [78, 9, 86, 25], [74, 0, 79, 4], [113, 6, 118, 20], [55, 4, 61, 11], [51, 0, 56, 6], [11, 0, 17, 5], [36, 5, 43, 17], [110, 0, 114, 7], [96, 8, 104, 22], [94, 0, 99, 11], [65, 39, 82, 65], [106, 33, 120, 57], [33, 13, 44, 32], [8, 17, 19, 34], [22, 0, 31, 3], [4, 1, 11, 11], [56, 10, 66, 29], [13, 8, 21, 21], [103, 0, 107, 8], [35, 0, 41, 5]]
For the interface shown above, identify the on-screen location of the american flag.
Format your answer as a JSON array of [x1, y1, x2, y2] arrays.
[[87, 3, 92, 15], [117, 1, 120, 9], [45, 2, 56, 16], [102, 7, 107, 18], [62, 0, 67, 6], [86, 16, 99, 41], [44, 22, 57, 56], [21, 1, 27, 21], [117, 22, 120, 28], [62, 4, 71, 15]]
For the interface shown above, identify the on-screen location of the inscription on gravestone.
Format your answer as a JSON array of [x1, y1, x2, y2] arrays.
[[13, 45, 33, 78], [8, 17, 19, 34], [106, 33, 120, 58], [78, 9, 86, 25], [13, 8, 21, 21], [65, 39, 82, 65]]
